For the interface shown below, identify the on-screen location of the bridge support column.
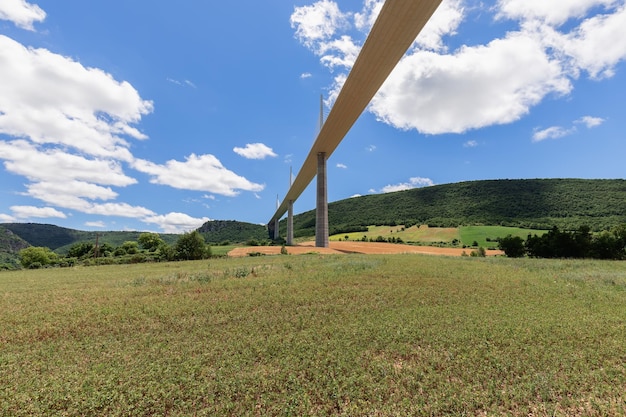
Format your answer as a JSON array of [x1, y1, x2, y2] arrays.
[[316, 152, 329, 248], [287, 200, 294, 246], [273, 218, 280, 240]]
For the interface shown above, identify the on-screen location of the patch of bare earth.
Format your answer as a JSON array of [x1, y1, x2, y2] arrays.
[[228, 241, 503, 257]]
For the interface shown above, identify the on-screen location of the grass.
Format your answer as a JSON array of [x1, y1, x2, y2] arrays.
[[331, 225, 460, 244], [1, 256, 626, 416], [331, 225, 547, 248], [460, 225, 547, 248]]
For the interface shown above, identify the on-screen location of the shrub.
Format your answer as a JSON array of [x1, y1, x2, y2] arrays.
[[19, 247, 58, 269], [499, 235, 526, 258]]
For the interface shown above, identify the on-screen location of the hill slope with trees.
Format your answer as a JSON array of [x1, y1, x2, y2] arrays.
[[197, 220, 267, 244], [285, 179, 626, 237]]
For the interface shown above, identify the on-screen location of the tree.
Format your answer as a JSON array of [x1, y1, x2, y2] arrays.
[[499, 235, 526, 258], [120, 241, 139, 255], [138, 233, 165, 252], [174, 231, 207, 260], [19, 246, 58, 269], [67, 242, 94, 258], [590, 231, 623, 260]]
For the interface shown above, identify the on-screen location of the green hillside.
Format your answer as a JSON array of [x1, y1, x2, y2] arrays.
[[0, 223, 178, 255], [0, 220, 266, 261], [284, 179, 626, 237], [197, 220, 267, 244], [0, 226, 30, 269]]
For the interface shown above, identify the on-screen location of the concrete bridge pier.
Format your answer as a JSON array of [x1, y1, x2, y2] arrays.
[[316, 152, 329, 248], [273, 218, 280, 240], [287, 200, 294, 245]]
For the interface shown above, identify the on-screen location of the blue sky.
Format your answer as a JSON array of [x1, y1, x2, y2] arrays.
[[0, 0, 625, 233]]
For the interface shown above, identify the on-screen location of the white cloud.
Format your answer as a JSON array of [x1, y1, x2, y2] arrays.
[[532, 126, 575, 142], [85, 203, 155, 218], [497, 0, 617, 26], [290, 0, 349, 49], [576, 115, 605, 128], [464, 140, 479, 148], [10, 205, 66, 219], [291, 1, 358, 74], [533, 114, 605, 142], [233, 143, 278, 160], [379, 177, 434, 193], [366, 145, 376, 152], [85, 221, 106, 228], [549, 4, 626, 79], [349, 193, 362, 198], [133, 154, 265, 197], [414, 0, 464, 51], [143, 212, 210, 234], [319, 35, 360, 70], [294, 0, 626, 136], [371, 33, 571, 134], [0, 140, 136, 187], [336, 163, 347, 169], [0, 0, 46, 30], [301, 72, 313, 79], [354, 0, 383, 32], [0, 36, 153, 161], [0, 30, 264, 230], [167, 78, 197, 88], [0, 213, 16, 222], [26, 181, 118, 203]]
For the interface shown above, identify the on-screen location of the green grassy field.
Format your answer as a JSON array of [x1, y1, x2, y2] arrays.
[[460, 226, 547, 248], [331, 225, 460, 244], [331, 225, 546, 248], [1, 255, 625, 416]]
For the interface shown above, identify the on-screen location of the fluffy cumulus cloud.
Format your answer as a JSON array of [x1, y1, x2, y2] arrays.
[[372, 33, 571, 134], [233, 143, 278, 160], [10, 205, 66, 219], [290, 0, 348, 48], [0, 4, 267, 232], [379, 177, 435, 193], [0, 0, 46, 30], [143, 212, 210, 234], [496, 0, 617, 26], [0, 36, 153, 160], [292, 0, 626, 135], [132, 154, 264, 197]]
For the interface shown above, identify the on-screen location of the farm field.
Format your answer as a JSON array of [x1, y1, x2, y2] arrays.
[[331, 225, 546, 248], [330, 225, 459, 244], [1, 255, 626, 416], [460, 225, 547, 248]]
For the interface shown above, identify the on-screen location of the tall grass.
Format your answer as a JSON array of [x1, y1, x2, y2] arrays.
[[1, 256, 625, 416]]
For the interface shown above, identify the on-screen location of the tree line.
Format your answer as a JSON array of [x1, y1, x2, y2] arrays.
[[18, 231, 212, 269], [499, 225, 626, 259]]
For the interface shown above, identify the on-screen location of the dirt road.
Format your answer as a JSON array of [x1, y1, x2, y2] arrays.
[[228, 241, 503, 257]]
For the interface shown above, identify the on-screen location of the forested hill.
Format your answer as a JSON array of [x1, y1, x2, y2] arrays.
[[288, 179, 626, 236], [197, 220, 267, 244], [0, 221, 266, 257], [0, 223, 178, 253]]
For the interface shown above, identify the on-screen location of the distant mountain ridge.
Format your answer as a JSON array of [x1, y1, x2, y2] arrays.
[[0, 220, 267, 257]]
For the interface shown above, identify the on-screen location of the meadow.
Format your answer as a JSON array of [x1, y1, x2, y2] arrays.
[[330, 225, 546, 248], [1, 254, 625, 416]]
